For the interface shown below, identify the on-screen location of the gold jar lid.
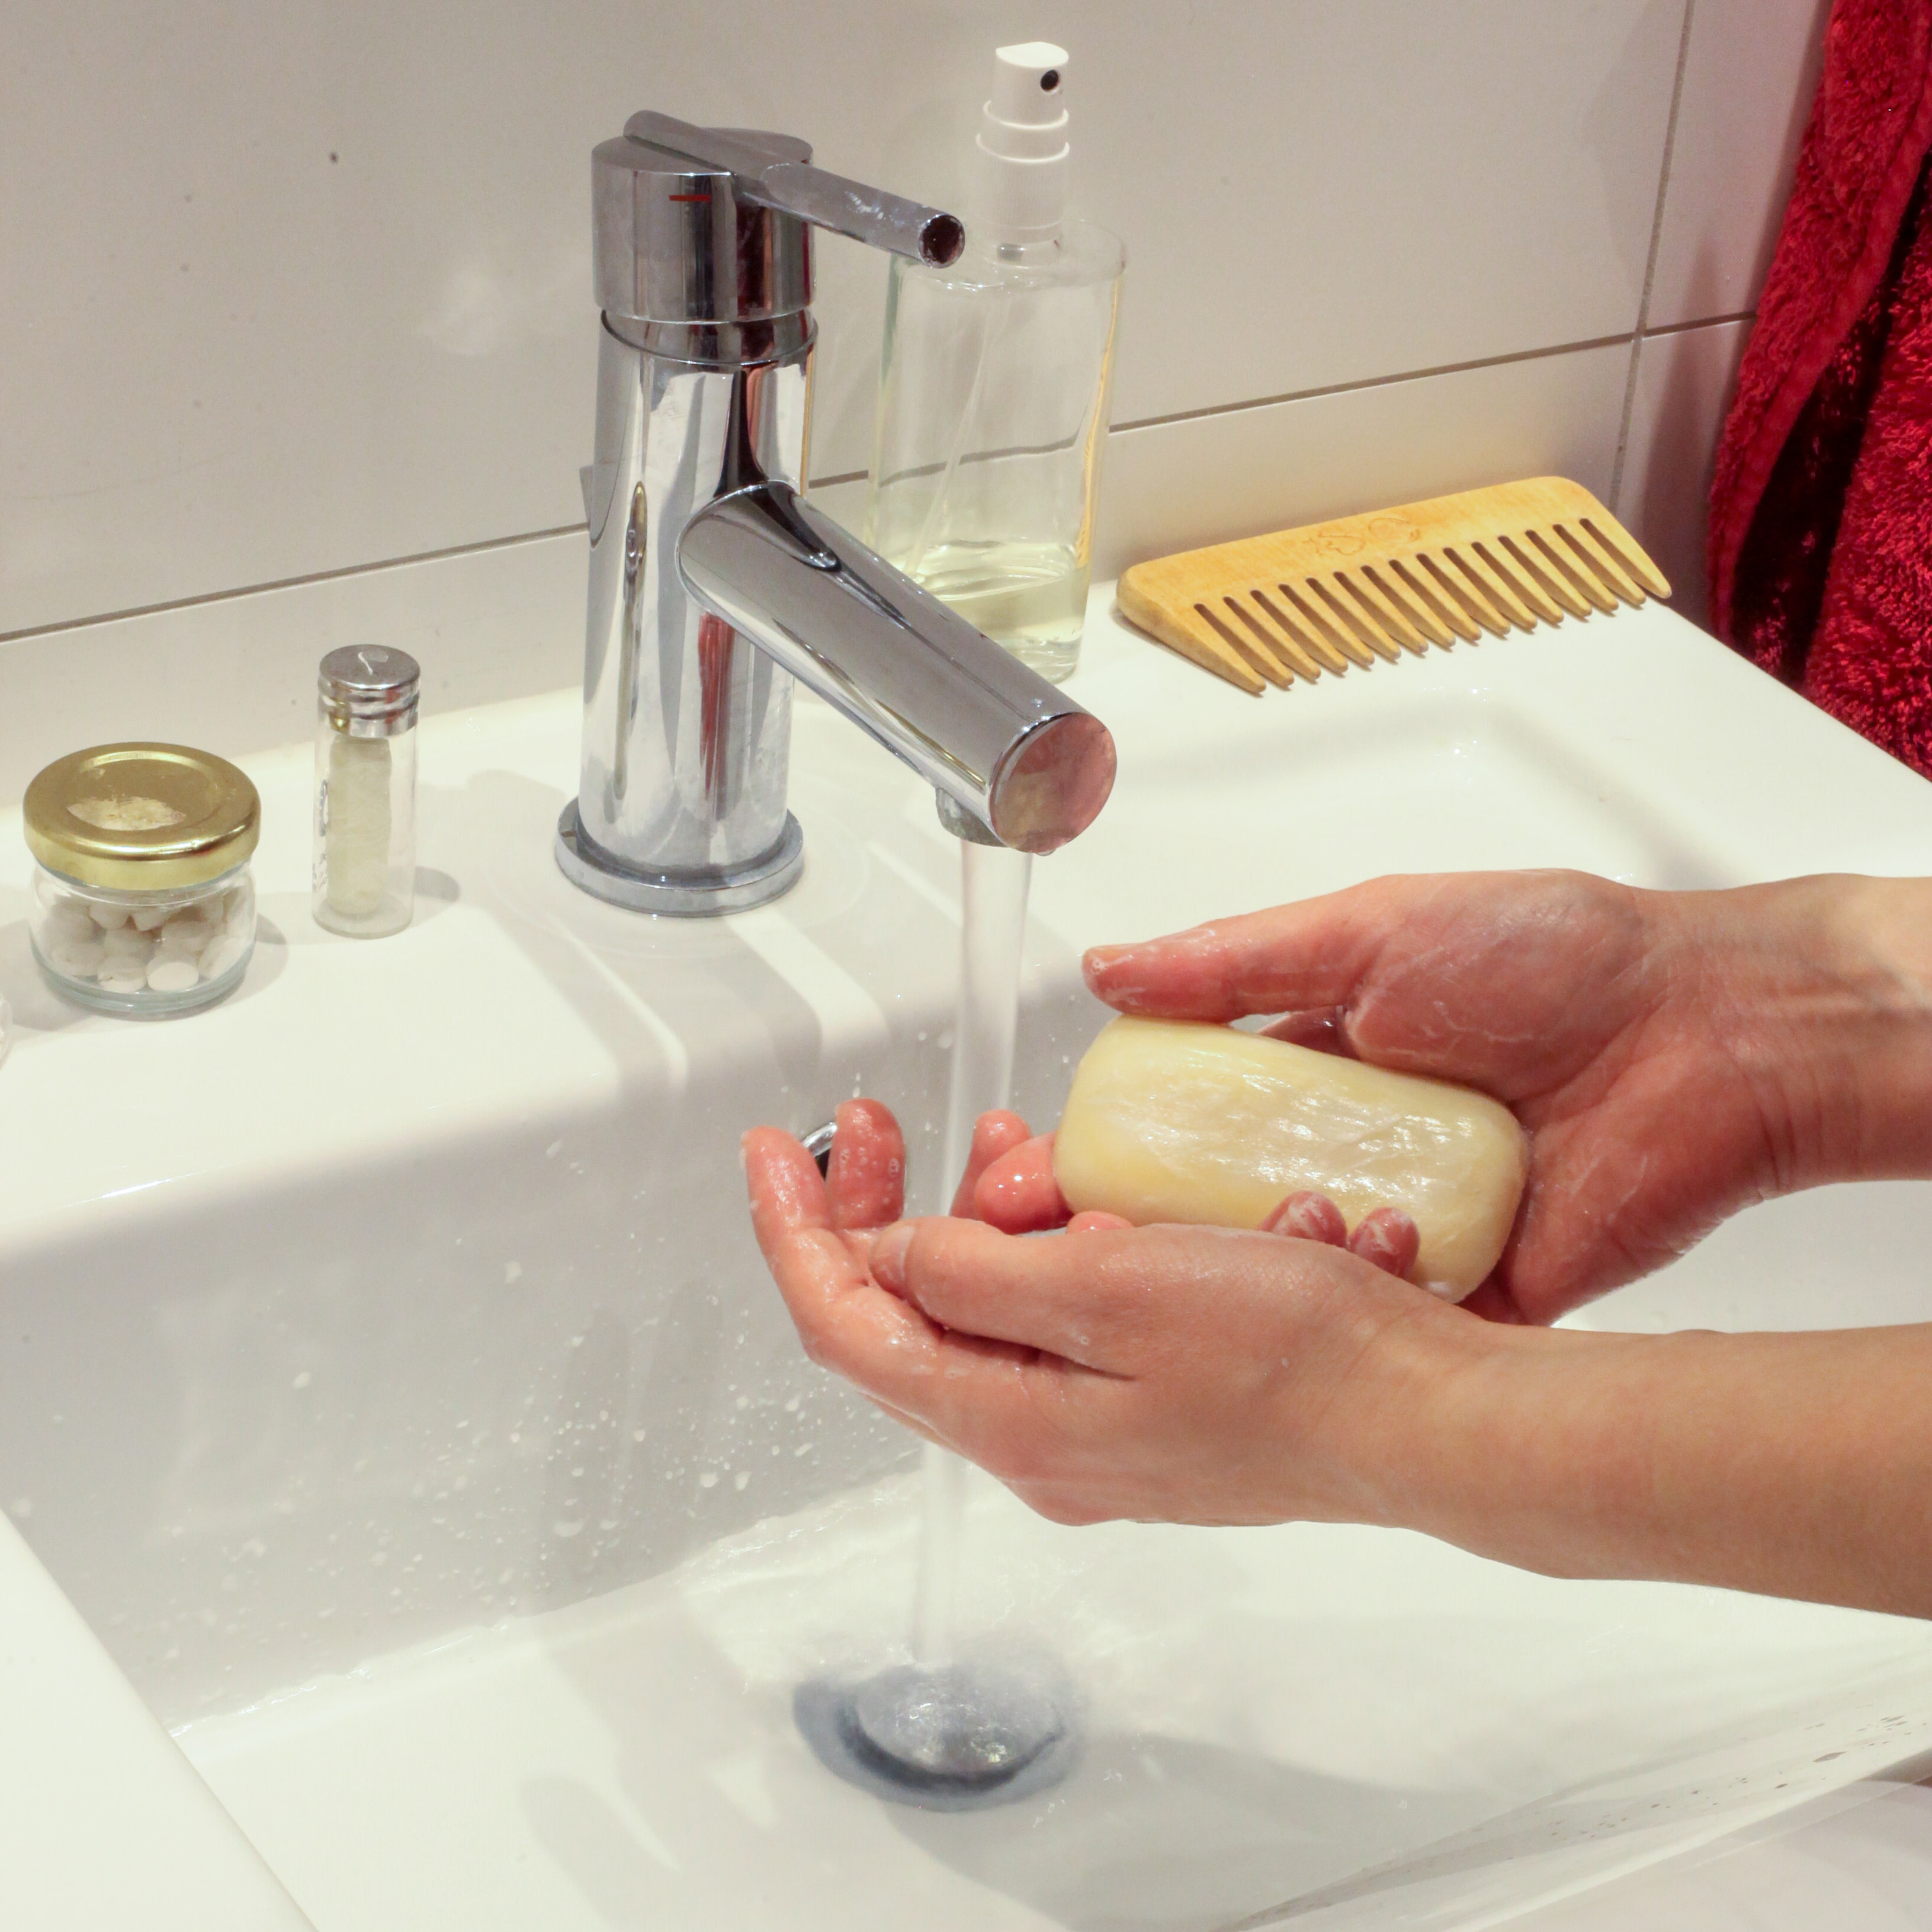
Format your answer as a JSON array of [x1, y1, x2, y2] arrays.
[[23, 743, 260, 891]]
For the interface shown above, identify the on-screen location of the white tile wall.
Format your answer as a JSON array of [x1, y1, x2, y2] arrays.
[[2, 0, 1685, 642], [0, 342, 1631, 801], [1646, 0, 1830, 328], [1619, 318, 1752, 627], [0, 0, 1832, 736], [1609, 0, 1827, 633], [1099, 344, 1632, 577]]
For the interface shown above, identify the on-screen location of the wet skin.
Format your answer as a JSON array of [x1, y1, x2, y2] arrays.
[[744, 871, 1932, 1615]]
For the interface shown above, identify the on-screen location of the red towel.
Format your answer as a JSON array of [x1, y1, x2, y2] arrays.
[[1708, 1, 1932, 773]]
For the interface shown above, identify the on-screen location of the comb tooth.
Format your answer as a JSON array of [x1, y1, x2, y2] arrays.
[[1561, 521, 1654, 602], [1526, 527, 1615, 615], [1217, 597, 1296, 686], [1580, 516, 1671, 599], [1310, 576, 1401, 662], [1363, 563, 1455, 648], [1224, 594, 1310, 685], [1336, 569, 1430, 655], [1245, 592, 1326, 682], [1500, 533, 1590, 620], [1282, 580, 1374, 667], [1445, 545, 1534, 633], [1177, 601, 1270, 692], [1262, 587, 1350, 673], [1391, 556, 1478, 644], [1552, 522, 1638, 608], [1568, 521, 1646, 602], [1472, 539, 1563, 625], [1418, 550, 1506, 638]]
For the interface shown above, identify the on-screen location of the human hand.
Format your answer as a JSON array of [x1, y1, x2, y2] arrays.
[[744, 1102, 1449, 1526], [1063, 870, 1932, 1324], [746, 1103, 1932, 1613]]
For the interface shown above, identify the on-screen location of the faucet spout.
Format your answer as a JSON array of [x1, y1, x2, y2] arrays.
[[557, 110, 1116, 914], [679, 482, 1115, 855]]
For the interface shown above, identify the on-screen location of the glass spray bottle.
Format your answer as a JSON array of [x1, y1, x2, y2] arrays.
[[865, 41, 1125, 684]]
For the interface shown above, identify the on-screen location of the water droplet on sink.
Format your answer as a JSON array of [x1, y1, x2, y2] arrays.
[[551, 1518, 585, 1539]]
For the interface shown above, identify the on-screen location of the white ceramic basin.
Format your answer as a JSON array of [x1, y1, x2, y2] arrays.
[[2, 588, 1931, 1927]]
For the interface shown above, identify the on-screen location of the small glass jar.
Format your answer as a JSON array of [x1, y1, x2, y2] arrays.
[[24, 743, 261, 1018], [313, 645, 419, 939]]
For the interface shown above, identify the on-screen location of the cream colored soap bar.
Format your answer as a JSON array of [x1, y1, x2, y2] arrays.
[[1054, 1017, 1528, 1300]]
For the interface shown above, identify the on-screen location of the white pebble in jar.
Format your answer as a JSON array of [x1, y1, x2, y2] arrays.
[[145, 958, 200, 994]]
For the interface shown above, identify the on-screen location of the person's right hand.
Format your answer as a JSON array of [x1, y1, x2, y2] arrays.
[[969, 871, 1932, 1326]]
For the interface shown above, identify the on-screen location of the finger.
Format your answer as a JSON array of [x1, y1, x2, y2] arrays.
[[826, 1099, 906, 1232], [746, 1125, 897, 1305], [744, 1126, 833, 1251], [1261, 1190, 1347, 1245], [749, 1138, 1077, 1459], [974, 1134, 1071, 1231], [874, 1216, 1327, 1371], [1082, 882, 1417, 1020], [1260, 1009, 1358, 1058], [747, 1127, 939, 1360], [1068, 1209, 1132, 1233], [1347, 1206, 1420, 1279], [949, 1110, 1033, 1218], [872, 1217, 1132, 1367]]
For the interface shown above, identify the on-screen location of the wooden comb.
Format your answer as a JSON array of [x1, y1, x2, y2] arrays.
[[1115, 477, 1670, 695]]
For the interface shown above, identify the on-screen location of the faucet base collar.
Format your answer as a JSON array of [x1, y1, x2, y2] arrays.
[[554, 803, 804, 916]]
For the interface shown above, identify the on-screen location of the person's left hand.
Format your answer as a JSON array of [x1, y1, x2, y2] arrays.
[[743, 1100, 1445, 1527]]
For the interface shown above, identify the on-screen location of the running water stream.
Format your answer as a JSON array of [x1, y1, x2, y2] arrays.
[[797, 835, 1075, 1805], [913, 836, 1032, 1662]]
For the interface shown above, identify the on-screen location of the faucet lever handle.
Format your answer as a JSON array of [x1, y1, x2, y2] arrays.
[[624, 111, 965, 267]]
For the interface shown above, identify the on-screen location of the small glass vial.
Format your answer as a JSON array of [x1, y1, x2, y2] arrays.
[[24, 743, 260, 1018], [313, 645, 419, 938]]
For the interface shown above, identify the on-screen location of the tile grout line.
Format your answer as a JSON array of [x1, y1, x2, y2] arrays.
[[1610, 0, 1699, 511], [7, 329, 1684, 651], [1109, 333, 1635, 435], [1643, 308, 1756, 340], [0, 524, 590, 647]]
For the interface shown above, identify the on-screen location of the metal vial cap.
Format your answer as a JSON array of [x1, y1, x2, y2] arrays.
[[319, 645, 421, 736]]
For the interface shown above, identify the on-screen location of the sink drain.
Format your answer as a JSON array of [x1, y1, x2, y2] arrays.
[[794, 1660, 1077, 1811], [801, 1121, 837, 1175]]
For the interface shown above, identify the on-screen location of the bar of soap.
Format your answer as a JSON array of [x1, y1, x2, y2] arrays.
[[1054, 1016, 1528, 1300]]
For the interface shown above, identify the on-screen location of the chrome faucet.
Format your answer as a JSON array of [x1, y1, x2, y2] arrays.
[[556, 113, 1117, 915]]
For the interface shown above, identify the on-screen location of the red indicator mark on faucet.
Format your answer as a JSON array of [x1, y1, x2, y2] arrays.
[[668, 192, 712, 203]]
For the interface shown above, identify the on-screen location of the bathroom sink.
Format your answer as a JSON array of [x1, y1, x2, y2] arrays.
[[2, 587, 1931, 1927]]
